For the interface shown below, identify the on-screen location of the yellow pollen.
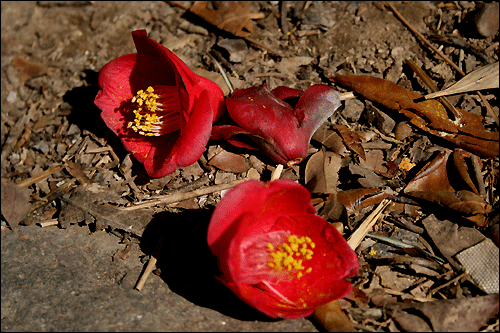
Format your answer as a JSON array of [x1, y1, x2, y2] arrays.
[[267, 233, 315, 280], [127, 86, 163, 137]]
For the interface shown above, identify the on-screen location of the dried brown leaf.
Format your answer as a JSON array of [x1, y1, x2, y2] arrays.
[[189, 1, 262, 37], [404, 151, 454, 193], [312, 125, 348, 155], [64, 160, 92, 184], [451, 149, 479, 195], [11, 56, 49, 82], [305, 150, 340, 194], [388, 294, 499, 332], [348, 164, 386, 188], [208, 149, 249, 173], [405, 151, 491, 226], [1, 180, 32, 228], [332, 124, 366, 160], [331, 75, 499, 158], [357, 150, 387, 175]]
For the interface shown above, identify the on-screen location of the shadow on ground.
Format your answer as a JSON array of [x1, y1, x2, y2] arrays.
[[140, 209, 279, 322]]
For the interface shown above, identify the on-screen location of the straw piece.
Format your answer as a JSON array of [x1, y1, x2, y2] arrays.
[[347, 199, 391, 250], [424, 61, 499, 99], [37, 219, 59, 227], [271, 164, 284, 181]]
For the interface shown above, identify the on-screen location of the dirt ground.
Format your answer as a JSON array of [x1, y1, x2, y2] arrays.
[[1, 1, 498, 332]]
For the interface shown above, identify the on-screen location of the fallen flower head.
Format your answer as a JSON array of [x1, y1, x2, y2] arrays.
[[211, 84, 341, 166], [94, 30, 225, 177], [207, 179, 359, 319]]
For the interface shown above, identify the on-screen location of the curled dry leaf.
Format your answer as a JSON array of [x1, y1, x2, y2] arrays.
[[188, 1, 263, 37], [330, 75, 499, 158], [404, 151, 491, 226], [312, 125, 348, 156], [207, 149, 249, 173], [332, 124, 366, 160], [305, 149, 341, 194], [336, 188, 388, 216], [1, 180, 33, 228], [451, 148, 481, 195], [404, 150, 454, 193]]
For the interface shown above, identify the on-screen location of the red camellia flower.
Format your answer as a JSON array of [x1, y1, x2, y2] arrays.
[[211, 84, 341, 167], [207, 179, 359, 319], [94, 30, 225, 177]]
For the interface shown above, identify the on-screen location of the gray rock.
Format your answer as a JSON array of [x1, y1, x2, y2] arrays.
[[217, 38, 248, 63]]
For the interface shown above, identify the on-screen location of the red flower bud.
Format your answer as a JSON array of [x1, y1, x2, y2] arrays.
[[94, 30, 225, 177], [207, 179, 359, 319], [211, 84, 341, 166]]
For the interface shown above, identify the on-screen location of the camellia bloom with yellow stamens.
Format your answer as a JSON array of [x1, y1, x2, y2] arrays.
[[94, 29, 225, 177], [211, 84, 341, 166], [207, 179, 359, 319]]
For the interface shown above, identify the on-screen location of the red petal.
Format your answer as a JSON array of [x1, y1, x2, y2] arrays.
[[143, 90, 216, 177], [295, 84, 341, 138], [271, 86, 303, 100], [207, 179, 315, 249], [132, 30, 225, 121], [225, 84, 341, 165]]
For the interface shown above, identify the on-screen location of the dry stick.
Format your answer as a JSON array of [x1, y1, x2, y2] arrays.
[[384, 1, 499, 124], [16, 164, 64, 187], [347, 199, 391, 250], [135, 236, 166, 291], [429, 272, 468, 296], [405, 59, 462, 123], [119, 179, 251, 211]]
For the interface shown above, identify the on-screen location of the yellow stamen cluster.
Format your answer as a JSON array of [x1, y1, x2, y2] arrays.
[[127, 86, 163, 136], [267, 235, 315, 280]]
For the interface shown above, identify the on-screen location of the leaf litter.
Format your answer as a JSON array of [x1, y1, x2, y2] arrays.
[[1, 1, 498, 332]]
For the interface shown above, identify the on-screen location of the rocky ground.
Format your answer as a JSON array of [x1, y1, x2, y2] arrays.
[[1, 1, 498, 331]]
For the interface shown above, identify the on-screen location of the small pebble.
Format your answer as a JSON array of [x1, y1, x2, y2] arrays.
[[467, 2, 499, 38], [6, 91, 17, 103]]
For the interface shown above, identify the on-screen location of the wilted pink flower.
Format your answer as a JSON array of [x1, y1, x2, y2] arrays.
[[207, 179, 359, 319], [211, 84, 341, 166], [94, 30, 225, 177]]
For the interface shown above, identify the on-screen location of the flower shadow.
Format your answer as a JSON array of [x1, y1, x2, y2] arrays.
[[63, 69, 112, 138], [140, 209, 279, 322]]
